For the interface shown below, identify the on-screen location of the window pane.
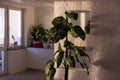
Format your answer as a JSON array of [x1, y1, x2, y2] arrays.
[[0, 50, 4, 71], [0, 8, 5, 47], [9, 9, 21, 47]]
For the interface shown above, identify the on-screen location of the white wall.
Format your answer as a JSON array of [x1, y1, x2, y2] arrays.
[[35, 6, 54, 29], [54, 0, 120, 80]]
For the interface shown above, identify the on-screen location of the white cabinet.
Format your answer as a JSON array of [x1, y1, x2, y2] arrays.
[[26, 48, 54, 70], [8, 49, 26, 74]]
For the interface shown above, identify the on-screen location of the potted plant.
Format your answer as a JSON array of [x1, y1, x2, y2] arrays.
[[45, 11, 90, 80], [11, 35, 18, 47], [29, 24, 46, 48], [42, 29, 50, 48], [42, 29, 54, 48]]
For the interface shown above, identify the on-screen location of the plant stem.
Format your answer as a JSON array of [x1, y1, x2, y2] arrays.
[[64, 16, 69, 80], [65, 65, 69, 80], [64, 34, 69, 80], [64, 35, 69, 80]]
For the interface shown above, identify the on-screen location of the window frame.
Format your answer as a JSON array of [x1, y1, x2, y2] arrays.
[[0, 5, 7, 75], [8, 7, 24, 49]]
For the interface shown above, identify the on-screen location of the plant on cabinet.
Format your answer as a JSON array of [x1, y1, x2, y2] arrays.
[[29, 24, 46, 48], [42, 29, 54, 48], [45, 11, 90, 80]]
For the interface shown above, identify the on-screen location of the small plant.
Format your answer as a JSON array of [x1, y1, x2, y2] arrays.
[[45, 11, 90, 80], [42, 29, 51, 43], [29, 24, 46, 42], [11, 35, 17, 46]]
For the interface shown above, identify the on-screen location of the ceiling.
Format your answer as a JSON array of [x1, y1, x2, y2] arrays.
[[4, 0, 91, 7], [5, 0, 54, 7]]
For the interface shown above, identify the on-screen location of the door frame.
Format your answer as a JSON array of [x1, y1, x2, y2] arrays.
[[0, 5, 8, 75]]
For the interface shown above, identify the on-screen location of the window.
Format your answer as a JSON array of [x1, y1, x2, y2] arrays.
[[9, 9, 22, 48], [0, 7, 5, 72], [0, 6, 24, 75], [0, 8, 5, 48], [0, 7, 24, 49]]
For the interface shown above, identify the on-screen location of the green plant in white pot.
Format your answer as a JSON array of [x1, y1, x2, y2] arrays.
[[42, 29, 54, 48], [45, 11, 90, 80]]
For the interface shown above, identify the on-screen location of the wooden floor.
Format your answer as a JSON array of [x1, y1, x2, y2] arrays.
[[0, 71, 46, 80]]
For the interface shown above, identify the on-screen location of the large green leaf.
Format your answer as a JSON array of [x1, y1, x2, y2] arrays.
[[52, 33, 61, 43], [65, 12, 78, 20], [82, 57, 89, 75], [51, 21, 70, 43], [64, 40, 74, 49], [56, 51, 64, 68], [85, 20, 90, 34], [58, 43, 62, 51], [74, 25, 86, 41], [74, 46, 90, 74], [59, 30, 67, 39], [74, 46, 90, 62], [65, 56, 75, 67], [52, 16, 65, 27], [46, 77, 52, 80], [50, 27, 57, 33], [74, 46, 81, 62], [79, 61, 85, 69], [57, 21, 70, 39], [70, 26, 78, 38], [46, 68, 56, 80], [79, 49, 90, 62], [45, 60, 54, 76]]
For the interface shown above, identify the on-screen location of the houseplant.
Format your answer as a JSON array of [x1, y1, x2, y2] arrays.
[[29, 24, 46, 47], [42, 29, 54, 48], [45, 11, 90, 80]]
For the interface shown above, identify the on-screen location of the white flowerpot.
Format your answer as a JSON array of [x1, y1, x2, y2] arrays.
[[43, 43, 47, 48], [50, 43, 54, 49]]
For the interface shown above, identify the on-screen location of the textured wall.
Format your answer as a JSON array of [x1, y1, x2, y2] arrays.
[[90, 0, 120, 80], [54, 0, 120, 80]]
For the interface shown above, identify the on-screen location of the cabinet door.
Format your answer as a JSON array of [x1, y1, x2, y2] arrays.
[[26, 48, 54, 70], [8, 49, 26, 74]]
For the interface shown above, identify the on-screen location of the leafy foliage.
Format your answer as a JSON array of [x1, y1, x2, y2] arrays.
[[74, 25, 86, 41], [65, 56, 75, 67], [29, 24, 46, 41], [85, 20, 90, 34], [56, 50, 64, 68], [45, 11, 90, 80], [65, 11, 78, 20]]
